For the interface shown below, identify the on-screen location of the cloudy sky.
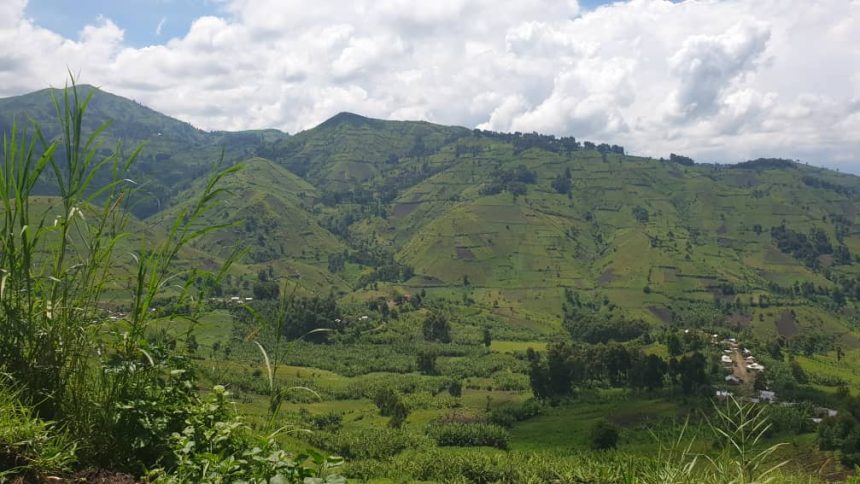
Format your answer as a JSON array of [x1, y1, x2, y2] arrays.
[[2, 0, 859, 172]]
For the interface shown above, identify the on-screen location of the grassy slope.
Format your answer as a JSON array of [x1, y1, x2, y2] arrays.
[[148, 157, 353, 295], [6, 86, 860, 342]]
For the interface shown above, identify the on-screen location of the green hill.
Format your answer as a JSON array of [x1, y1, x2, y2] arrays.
[[0, 85, 289, 217], [4, 86, 860, 343]]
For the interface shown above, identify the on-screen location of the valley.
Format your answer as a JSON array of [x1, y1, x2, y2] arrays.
[[3, 83, 860, 482]]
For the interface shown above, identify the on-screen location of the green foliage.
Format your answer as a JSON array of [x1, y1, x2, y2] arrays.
[[563, 311, 649, 344], [527, 342, 677, 399], [487, 399, 543, 428], [342, 445, 805, 483], [423, 310, 452, 343], [447, 380, 463, 397], [764, 403, 815, 436], [427, 423, 510, 450], [417, 351, 438, 375], [149, 385, 342, 483], [373, 387, 410, 427], [589, 419, 620, 450], [706, 397, 788, 483], [632, 205, 650, 223], [235, 294, 341, 345], [308, 411, 344, 432], [252, 280, 280, 300], [677, 352, 709, 395], [0, 379, 77, 480], [771, 224, 847, 268], [305, 428, 432, 460]]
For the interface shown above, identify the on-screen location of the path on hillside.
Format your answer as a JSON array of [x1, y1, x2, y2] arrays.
[[731, 349, 754, 395]]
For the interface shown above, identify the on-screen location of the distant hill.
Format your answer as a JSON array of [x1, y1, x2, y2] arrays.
[[0, 85, 289, 217], [4, 85, 860, 342]]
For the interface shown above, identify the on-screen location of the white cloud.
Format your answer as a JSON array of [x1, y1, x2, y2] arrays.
[[0, 0, 859, 171]]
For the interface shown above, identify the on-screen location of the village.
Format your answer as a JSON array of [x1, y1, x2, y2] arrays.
[[714, 335, 837, 424]]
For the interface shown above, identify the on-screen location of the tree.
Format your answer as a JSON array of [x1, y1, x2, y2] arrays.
[[589, 419, 620, 450], [630, 353, 667, 391], [551, 174, 572, 195], [667, 332, 683, 357], [678, 352, 708, 395], [423, 311, 452, 343], [185, 334, 199, 354], [546, 343, 573, 396], [632, 206, 650, 224], [374, 387, 410, 427], [482, 327, 492, 348], [527, 348, 550, 400], [252, 280, 279, 300], [448, 380, 462, 397], [417, 352, 438, 375]]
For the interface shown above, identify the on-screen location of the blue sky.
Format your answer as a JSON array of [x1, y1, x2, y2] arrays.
[[25, 0, 226, 46], [4, 0, 859, 172]]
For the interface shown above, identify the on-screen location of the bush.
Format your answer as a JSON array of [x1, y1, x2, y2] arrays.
[[309, 411, 344, 432], [589, 419, 619, 450], [765, 403, 814, 436], [491, 370, 530, 391], [149, 386, 341, 482], [427, 423, 510, 450], [305, 428, 432, 460], [488, 399, 542, 428], [0, 381, 77, 480]]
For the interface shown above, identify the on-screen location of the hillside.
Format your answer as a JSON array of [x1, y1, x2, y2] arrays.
[[4, 86, 860, 342], [7, 83, 860, 483], [0, 85, 288, 217]]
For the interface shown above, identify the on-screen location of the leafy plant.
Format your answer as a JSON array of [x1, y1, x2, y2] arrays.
[[0, 377, 77, 480], [427, 422, 510, 450], [705, 397, 788, 483]]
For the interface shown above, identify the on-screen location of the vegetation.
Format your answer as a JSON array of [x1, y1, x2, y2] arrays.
[[2, 80, 860, 481]]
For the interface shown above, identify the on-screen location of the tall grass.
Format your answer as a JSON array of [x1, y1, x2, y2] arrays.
[[0, 77, 236, 468]]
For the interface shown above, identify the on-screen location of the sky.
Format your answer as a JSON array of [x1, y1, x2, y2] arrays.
[[2, 0, 859, 172]]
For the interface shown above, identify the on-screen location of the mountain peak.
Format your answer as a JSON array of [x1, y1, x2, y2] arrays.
[[319, 112, 375, 128]]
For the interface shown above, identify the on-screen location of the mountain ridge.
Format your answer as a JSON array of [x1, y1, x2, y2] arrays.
[[3, 85, 860, 342]]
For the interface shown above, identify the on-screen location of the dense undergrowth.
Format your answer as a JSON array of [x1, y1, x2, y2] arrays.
[[1, 79, 857, 483], [0, 79, 342, 482]]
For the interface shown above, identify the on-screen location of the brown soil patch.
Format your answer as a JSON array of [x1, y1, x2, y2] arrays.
[[392, 202, 421, 218], [775, 310, 799, 337], [417, 275, 445, 286], [455, 246, 476, 261], [717, 237, 735, 248], [726, 313, 753, 329], [598, 268, 616, 286], [648, 305, 673, 324]]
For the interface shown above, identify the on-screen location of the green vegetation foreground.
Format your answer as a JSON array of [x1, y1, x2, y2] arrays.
[[0, 80, 855, 483]]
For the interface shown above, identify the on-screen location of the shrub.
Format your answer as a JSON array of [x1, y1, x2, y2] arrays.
[[488, 399, 542, 428], [765, 403, 815, 436], [427, 423, 510, 450], [0, 79, 240, 471], [589, 419, 620, 450], [491, 370, 530, 391], [305, 428, 432, 460], [448, 380, 463, 397], [149, 386, 341, 482], [309, 411, 344, 432], [0, 380, 77, 480]]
